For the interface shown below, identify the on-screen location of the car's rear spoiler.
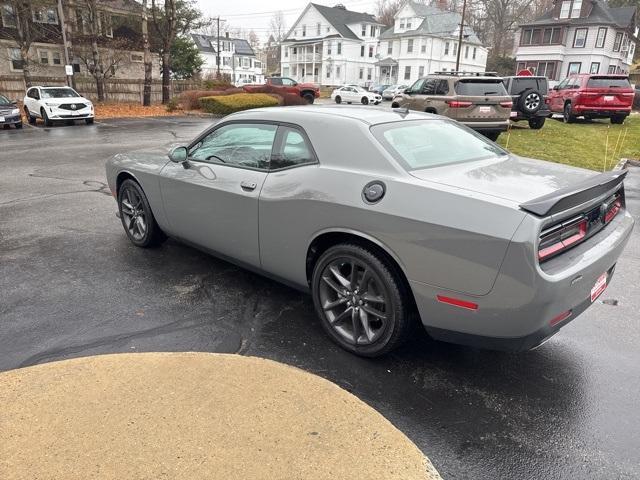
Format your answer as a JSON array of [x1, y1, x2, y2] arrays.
[[520, 170, 627, 216]]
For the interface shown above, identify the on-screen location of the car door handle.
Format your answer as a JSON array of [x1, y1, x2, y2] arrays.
[[240, 181, 257, 191]]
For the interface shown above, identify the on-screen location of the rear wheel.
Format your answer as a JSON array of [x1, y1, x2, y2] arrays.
[[563, 103, 576, 123], [483, 131, 501, 141], [24, 107, 36, 125], [311, 243, 414, 357], [334, 96, 342, 104], [118, 179, 166, 248], [528, 117, 545, 129], [361, 97, 369, 105], [303, 93, 315, 104], [391, 102, 400, 108], [610, 115, 625, 125]]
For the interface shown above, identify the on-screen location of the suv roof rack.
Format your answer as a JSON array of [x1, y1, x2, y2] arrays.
[[433, 71, 499, 77]]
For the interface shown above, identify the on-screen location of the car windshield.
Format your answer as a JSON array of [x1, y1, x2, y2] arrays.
[[0, 94, 11, 104], [587, 77, 631, 88], [354, 87, 367, 92], [40, 88, 81, 99], [455, 80, 508, 96], [371, 120, 507, 170]]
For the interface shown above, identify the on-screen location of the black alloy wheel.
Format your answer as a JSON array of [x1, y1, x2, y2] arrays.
[[118, 179, 166, 248], [312, 243, 414, 357]]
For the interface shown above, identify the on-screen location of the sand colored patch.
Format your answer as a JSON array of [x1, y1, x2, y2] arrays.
[[0, 352, 441, 480]]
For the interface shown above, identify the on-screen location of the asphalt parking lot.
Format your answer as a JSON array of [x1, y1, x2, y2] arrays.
[[1, 117, 639, 479]]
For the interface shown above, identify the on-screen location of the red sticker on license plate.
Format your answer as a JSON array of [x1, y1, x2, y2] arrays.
[[590, 273, 607, 302]]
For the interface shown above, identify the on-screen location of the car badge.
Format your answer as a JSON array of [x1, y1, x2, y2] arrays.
[[71, 104, 77, 110]]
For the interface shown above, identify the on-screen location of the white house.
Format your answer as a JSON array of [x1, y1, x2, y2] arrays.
[[280, 3, 385, 87], [377, 1, 488, 85], [515, 0, 637, 80], [191, 33, 264, 83]]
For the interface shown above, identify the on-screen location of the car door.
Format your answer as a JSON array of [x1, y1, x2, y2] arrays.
[[403, 78, 426, 110], [549, 78, 568, 112], [343, 87, 356, 103], [281, 78, 298, 96], [158, 122, 278, 268], [25, 88, 38, 115]]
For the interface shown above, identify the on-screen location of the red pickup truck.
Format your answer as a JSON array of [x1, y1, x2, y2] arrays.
[[243, 77, 320, 104], [547, 74, 634, 124]]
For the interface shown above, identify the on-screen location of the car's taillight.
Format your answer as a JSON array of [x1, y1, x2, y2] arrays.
[[446, 100, 472, 108], [538, 216, 588, 261], [604, 199, 622, 223], [499, 101, 513, 108]]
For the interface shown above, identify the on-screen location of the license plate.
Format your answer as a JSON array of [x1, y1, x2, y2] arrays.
[[590, 272, 607, 302], [479, 106, 491, 113], [0, 116, 4, 122], [71, 111, 80, 116], [510, 111, 517, 117], [603, 95, 614, 101]]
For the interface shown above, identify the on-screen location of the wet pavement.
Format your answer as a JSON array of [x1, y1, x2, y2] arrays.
[[1, 117, 639, 479]]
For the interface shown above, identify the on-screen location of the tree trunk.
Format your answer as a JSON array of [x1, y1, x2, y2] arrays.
[[20, 46, 32, 88], [91, 38, 105, 101], [161, 50, 171, 104], [142, 0, 152, 106]]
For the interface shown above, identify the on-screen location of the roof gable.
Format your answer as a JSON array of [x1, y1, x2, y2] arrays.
[[291, 3, 381, 40], [190, 34, 256, 56], [521, 0, 636, 28]]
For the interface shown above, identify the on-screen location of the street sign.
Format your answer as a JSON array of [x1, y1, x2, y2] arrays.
[[65, 64, 74, 76]]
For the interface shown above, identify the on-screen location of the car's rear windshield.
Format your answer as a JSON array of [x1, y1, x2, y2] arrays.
[[455, 80, 508, 96], [371, 120, 507, 170], [41, 88, 81, 98], [586, 77, 631, 88]]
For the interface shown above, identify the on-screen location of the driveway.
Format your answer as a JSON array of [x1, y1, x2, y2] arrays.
[[1, 117, 639, 479]]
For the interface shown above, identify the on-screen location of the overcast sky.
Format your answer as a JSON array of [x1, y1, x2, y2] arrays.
[[196, 0, 379, 42]]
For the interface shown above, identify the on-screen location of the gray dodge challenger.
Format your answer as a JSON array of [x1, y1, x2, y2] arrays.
[[106, 106, 634, 357]]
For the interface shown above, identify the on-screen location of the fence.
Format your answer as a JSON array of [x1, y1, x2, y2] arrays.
[[0, 75, 202, 103]]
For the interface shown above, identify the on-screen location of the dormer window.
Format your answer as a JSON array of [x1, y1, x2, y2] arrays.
[[302, 25, 306, 37], [570, 0, 582, 18], [362, 23, 366, 36], [559, 0, 570, 18], [406, 20, 412, 29], [400, 19, 405, 29]]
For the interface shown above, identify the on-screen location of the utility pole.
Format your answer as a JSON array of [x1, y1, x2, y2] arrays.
[[216, 16, 221, 77], [455, 0, 467, 72]]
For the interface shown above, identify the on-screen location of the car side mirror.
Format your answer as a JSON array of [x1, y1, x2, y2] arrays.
[[552, 85, 559, 90], [168, 146, 188, 163]]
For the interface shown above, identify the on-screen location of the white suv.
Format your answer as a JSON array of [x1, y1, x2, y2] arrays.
[[23, 86, 94, 126]]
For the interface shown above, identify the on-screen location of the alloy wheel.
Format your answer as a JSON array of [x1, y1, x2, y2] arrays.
[[318, 256, 390, 346], [120, 186, 147, 241], [524, 92, 540, 110]]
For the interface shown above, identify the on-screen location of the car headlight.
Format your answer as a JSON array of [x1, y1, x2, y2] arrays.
[[11, 108, 19, 115], [45, 102, 57, 106]]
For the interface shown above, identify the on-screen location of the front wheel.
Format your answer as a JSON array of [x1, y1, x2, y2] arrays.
[[303, 93, 315, 104], [41, 108, 53, 127], [361, 97, 369, 105], [334, 96, 342, 104], [311, 243, 414, 357], [15, 122, 23, 129], [85, 117, 94, 125], [528, 117, 545, 129], [118, 179, 166, 248], [610, 115, 625, 125]]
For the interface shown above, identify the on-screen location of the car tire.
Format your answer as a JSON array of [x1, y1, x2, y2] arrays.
[[41, 108, 53, 127], [610, 115, 625, 125], [15, 122, 23, 129], [563, 103, 576, 124], [311, 243, 415, 357], [24, 107, 36, 125], [528, 117, 545, 129], [335, 96, 342, 104], [518, 89, 542, 114], [85, 118, 94, 125], [361, 97, 369, 105], [483, 131, 501, 141], [391, 102, 400, 108], [303, 93, 315, 104], [117, 179, 166, 248]]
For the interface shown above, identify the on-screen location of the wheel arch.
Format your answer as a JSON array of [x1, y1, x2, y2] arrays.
[[115, 170, 142, 197], [300, 89, 315, 98], [424, 107, 437, 114]]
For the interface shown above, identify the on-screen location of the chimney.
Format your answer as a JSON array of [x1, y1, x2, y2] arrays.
[[436, 0, 448, 11]]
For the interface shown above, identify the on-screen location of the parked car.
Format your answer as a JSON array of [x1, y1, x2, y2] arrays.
[[106, 106, 634, 357], [391, 72, 512, 141], [243, 77, 320, 104], [369, 84, 392, 95], [547, 74, 634, 124], [23, 86, 94, 126], [0, 94, 22, 129], [331, 86, 382, 105], [235, 78, 261, 88], [382, 84, 408, 101], [502, 75, 551, 129]]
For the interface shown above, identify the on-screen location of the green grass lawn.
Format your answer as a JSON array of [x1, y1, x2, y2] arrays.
[[497, 114, 639, 171]]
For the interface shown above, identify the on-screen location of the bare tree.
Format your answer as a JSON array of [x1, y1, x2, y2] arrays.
[[248, 30, 259, 49], [75, 37, 134, 98], [478, 0, 536, 60], [72, 0, 109, 100], [376, 0, 404, 27], [269, 10, 286, 42]]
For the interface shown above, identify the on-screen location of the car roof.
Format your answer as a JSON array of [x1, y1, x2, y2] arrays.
[[228, 105, 437, 126]]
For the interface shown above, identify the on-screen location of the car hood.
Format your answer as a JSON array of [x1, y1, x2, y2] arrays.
[[41, 97, 91, 105], [410, 154, 595, 204], [298, 82, 318, 90]]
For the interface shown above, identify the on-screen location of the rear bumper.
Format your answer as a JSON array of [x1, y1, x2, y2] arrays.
[[511, 106, 551, 121], [574, 105, 631, 116], [411, 210, 634, 351], [464, 120, 510, 133]]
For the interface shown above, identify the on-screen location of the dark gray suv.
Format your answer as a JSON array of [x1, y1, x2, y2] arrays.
[[502, 76, 551, 129]]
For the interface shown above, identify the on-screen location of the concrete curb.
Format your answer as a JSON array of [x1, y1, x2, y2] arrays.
[[0, 352, 442, 480]]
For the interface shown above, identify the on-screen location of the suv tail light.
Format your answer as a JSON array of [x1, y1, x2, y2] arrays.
[[538, 216, 588, 261], [446, 100, 472, 108], [499, 101, 513, 108]]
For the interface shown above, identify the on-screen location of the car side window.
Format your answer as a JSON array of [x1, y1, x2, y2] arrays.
[[282, 78, 295, 86], [435, 80, 449, 95], [271, 127, 316, 170], [189, 123, 277, 170], [270, 78, 282, 86], [556, 78, 569, 90], [422, 79, 438, 94]]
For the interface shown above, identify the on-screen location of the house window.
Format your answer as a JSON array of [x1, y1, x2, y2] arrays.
[[293, 47, 297, 55], [370, 25, 375, 36], [326, 66, 331, 78], [336, 66, 341, 78], [595, 27, 607, 48], [406, 20, 411, 29], [223, 57, 230, 66], [473, 47, 476, 59], [522, 29, 533, 45], [400, 20, 405, 29], [590, 62, 600, 74], [359, 67, 363, 79], [453, 42, 457, 55], [362, 24, 366, 36], [38, 50, 49, 64], [407, 39, 413, 53], [101, 13, 113, 37], [326, 26, 330, 32], [302, 25, 306, 37], [368, 46, 373, 57], [387, 42, 392, 54], [327, 42, 331, 54], [284, 48, 288, 58], [2, 4, 17, 27], [613, 32, 623, 51], [52, 51, 61, 65], [337, 42, 341, 54], [361, 45, 365, 56], [73, 62, 80, 73], [367, 68, 372, 80], [567, 62, 581, 75], [404, 66, 411, 80], [465, 45, 469, 58], [560, 0, 570, 18], [33, 7, 58, 24], [570, 0, 582, 18], [418, 66, 424, 77], [621, 34, 629, 52], [573, 28, 587, 48], [444, 41, 449, 55], [317, 23, 321, 35], [523, 26, 562, 45], [607, 65, 616, 74], [8, 48, 23, 71], [421, 43, 426, 53], [537, 61, 557, 79]]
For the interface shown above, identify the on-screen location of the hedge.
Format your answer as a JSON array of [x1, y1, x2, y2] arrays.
[[180, 88, 243, 110], [199, 93, 279, 115], [243, 84, 308, 106]]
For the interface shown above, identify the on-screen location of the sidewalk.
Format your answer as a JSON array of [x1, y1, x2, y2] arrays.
[[0, 352, 441, 479]]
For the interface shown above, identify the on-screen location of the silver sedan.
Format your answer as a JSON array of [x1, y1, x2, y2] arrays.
[[106, 106, 634, 357]]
